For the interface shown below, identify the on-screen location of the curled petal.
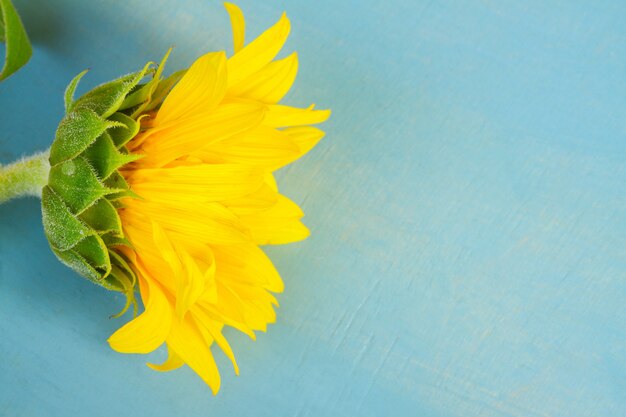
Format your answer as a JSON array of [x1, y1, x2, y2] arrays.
[[108, 277, 172, 354], [225, 2, 245, 53], [228, 52, 298, 103], [264, 104, 331, 127], [147, 343, 185, 372], [227, 12, 290, 86], [167, 315, 221, 394]]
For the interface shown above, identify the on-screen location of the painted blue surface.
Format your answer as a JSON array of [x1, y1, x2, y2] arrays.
[[1, 0, 625, 416]]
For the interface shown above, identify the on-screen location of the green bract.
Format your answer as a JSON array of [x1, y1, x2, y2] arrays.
[[41, 51, 183, 311]]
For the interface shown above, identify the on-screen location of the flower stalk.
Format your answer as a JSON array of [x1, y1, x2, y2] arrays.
[[0, 149, 49, 204]]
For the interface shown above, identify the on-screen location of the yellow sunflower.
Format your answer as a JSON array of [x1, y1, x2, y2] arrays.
[[102, 3, 330, 393]]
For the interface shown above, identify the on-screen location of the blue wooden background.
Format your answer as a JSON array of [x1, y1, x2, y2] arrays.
[[1, 0, 625, 416]]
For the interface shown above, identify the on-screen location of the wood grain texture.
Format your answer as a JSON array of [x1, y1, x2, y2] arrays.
[[1, 0, 625, 416]]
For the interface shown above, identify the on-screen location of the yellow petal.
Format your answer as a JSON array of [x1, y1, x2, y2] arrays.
[[151, 220, 182, 283], [265, 172, 278, 192], [213, 243, 284, 292], [108, 277, 172, 354], [167, 315, 221, 394], [227, 12, 290, 87], [147, 343, 185, 372], [116, 245, 177, 296], [156, 52, 227, 125], [241, 195, 310, 245], [248, 218, 309, 245], [283, 126, 326, 159], [197, 303, 256, 340], [122, 248, 176, 295], [224, 2, 245, 53], [216, 282, 268, 331], [228, 53, 298, 103], [221, 279, 279, 311], [177, 250, 211, 318], [151, 222, 205, 319], [264, 104, 331, 127], [222, 182, 278, 216], [199, 249, 218, 304], [135, 102, 266, 167], [126, 163, 265, 201], [199, 125, 300, 168], [122, 200, 251, 245], [259, 126, 326, 172], [193, 309, 239, 374]]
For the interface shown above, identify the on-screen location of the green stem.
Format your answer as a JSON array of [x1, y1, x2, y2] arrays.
[[0, 149, 50, 204]]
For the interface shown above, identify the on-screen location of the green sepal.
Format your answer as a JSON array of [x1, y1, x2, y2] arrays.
[[108, 112, 141, 149], [64, 69, 88, 113], [142, 69, 187, 114], [119, 83, 149, 111], [73, 234, 110, 271], [78, 197, 122, 235], [105, 264, 138, 318], [51, 246, 102, 283], [42, 186, 92, 251], [120, 48, 172, 117], [49, 109, 122, 166], [103, 170, 130, 190], [101, 233, 133, 249], [48, 157, 120, 214], [109, 189, 141, 201], [72, 62, 153, 119], [109, 250, 137, 287], [83, 132, 141, 179], [104, 171, 141, 200], [105, 265, 134, 292]]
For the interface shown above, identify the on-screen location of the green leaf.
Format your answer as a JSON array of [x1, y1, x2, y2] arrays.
[[78, 197, 122, 235], [72, 62, 153, 119], [0, 0, 32, 81], [48, 157, 119, 214], [41, 186, 92, 251], [49, 109, 121, 166]]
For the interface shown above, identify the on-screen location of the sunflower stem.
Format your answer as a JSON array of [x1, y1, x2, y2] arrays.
[[0, 149, 50, 205]]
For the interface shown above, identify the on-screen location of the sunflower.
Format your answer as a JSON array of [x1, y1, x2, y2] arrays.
[[111, 4, 330, 392], [40, 3, 329, 393]]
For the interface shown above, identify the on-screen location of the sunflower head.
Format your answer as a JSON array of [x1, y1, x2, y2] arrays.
[[42, 2, 329, 393]]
